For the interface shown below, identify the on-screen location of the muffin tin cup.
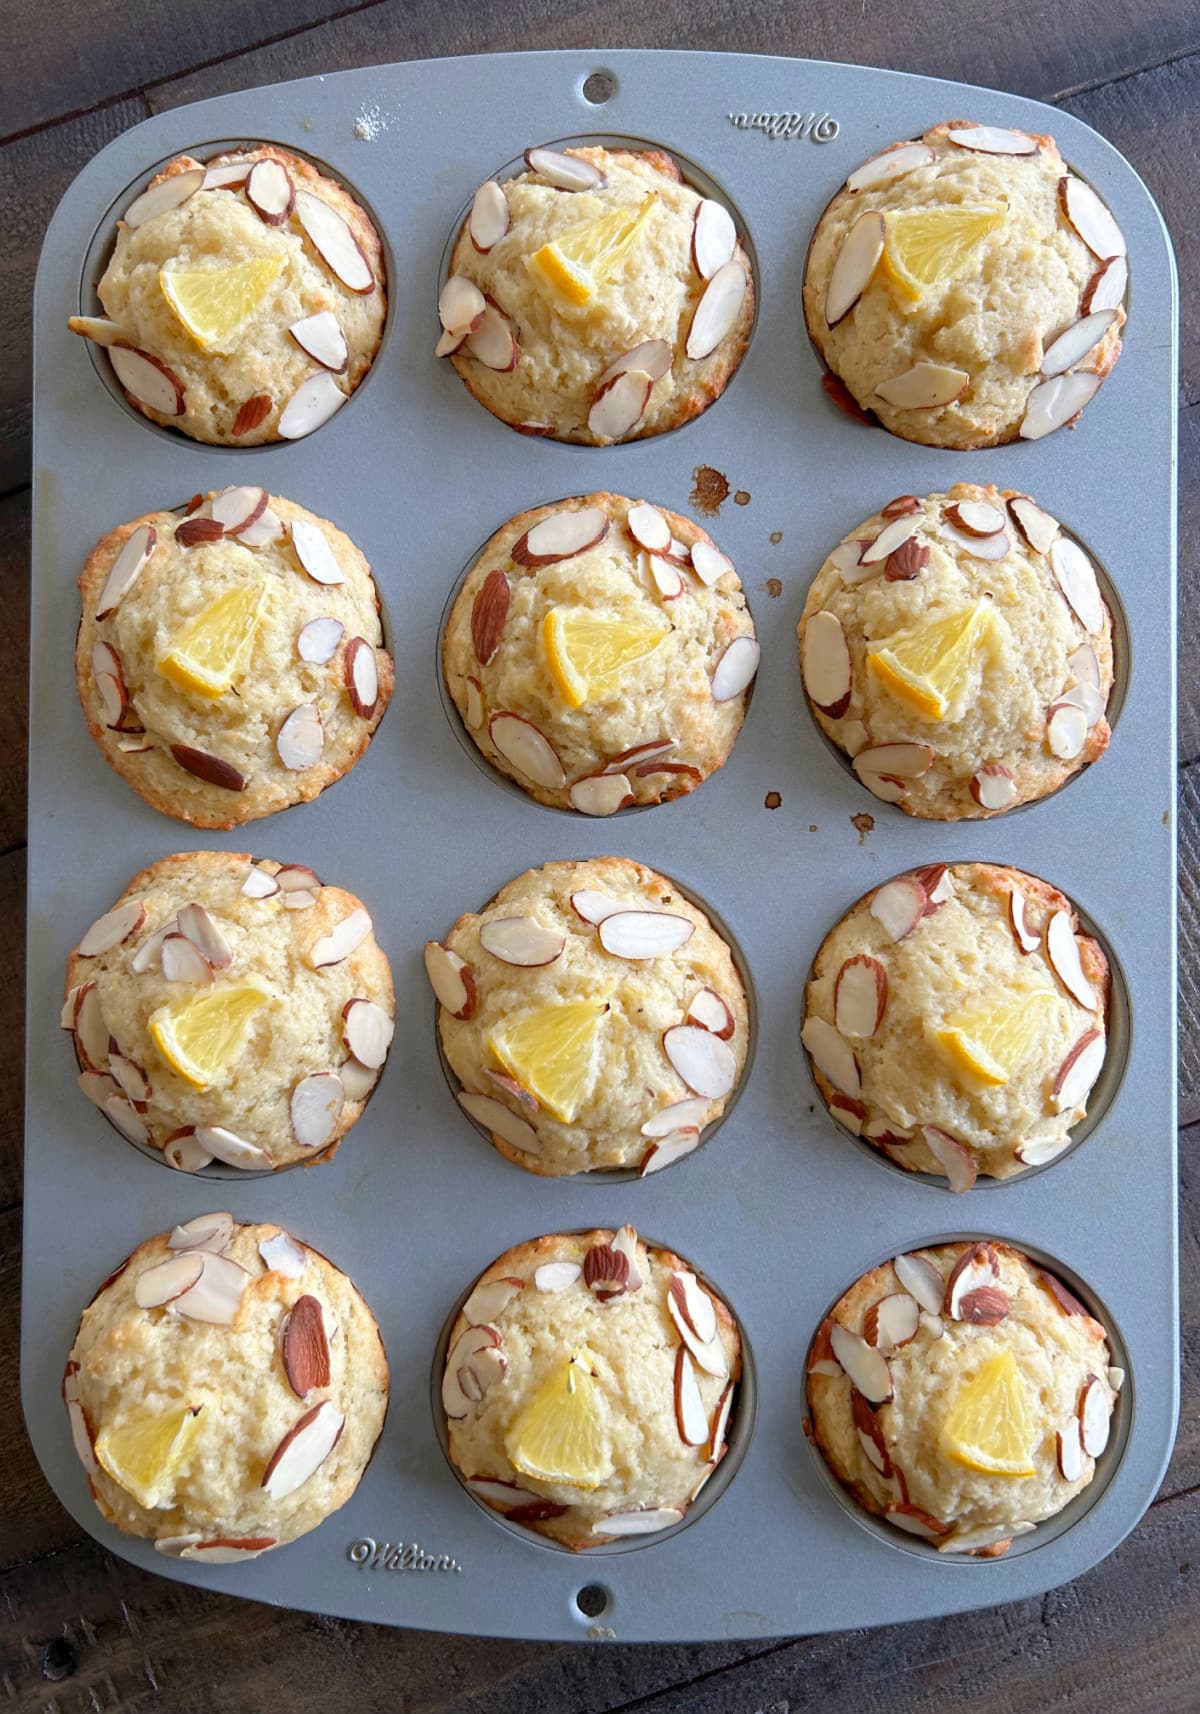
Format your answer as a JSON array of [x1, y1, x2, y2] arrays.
[[25, 50, 1176, 1643]]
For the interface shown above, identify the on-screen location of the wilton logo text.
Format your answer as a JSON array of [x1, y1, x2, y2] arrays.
[[348, 1536, 462, 1573], [727, 111, 839, 143]]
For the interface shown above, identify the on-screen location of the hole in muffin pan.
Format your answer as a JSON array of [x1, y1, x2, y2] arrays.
[[801, 867, 1131, 1192], [801, 514, 1130, 821], [432, 862, 759, 1183], [435, 516, 758, 821], [580, 71, 618, 106], [429, 1230, 758, 1555], [434, 132, 760, 447], [573, 1582, 611, 1619], [76, 138, 395, 451], [802, 1232, 1133, 1563]]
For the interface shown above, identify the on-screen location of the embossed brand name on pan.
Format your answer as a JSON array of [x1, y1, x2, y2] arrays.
[[348, 1537, 463, 1573], [727, 111, 839, 142]]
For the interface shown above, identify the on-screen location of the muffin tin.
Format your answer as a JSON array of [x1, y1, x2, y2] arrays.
[[24, 49, 1177, 1641]]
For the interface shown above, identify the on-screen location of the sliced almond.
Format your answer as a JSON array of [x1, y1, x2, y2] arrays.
[[1079, 1374, 1112, 1456], [193, 1125, 272, 1171], [801, 1015, 860, 1097], [202, 159, 254, 190], [847, 142, 935, 192], [947, 124, 1038, 155], [524, 146, 604, 190], [1008, 494, 1059, 554], [627, 502, 672, 554], [825, 210, 884, 326], [289, 1072, 345, 1150], [595, 339, 673, 391], [124, 166, 206, 228], [868, 875, 929, 942], [893, 1252, 945, 1316], [921, 1125, 977, 1192], [938, 1521, 1034, 1554], [802, 610, 852, 717], [884, 537, 930, 582], [1058, 176, 1126, 260], [945, 499, 1005, 537], [588, 367, 652, 440], [830, 1325, 892, 1403], [642, 1097, 710, 1137], [686, 989, 735, 1039], [289, 310, 349, 372], [77, 1064, 118, 1105], [686, 260, 747, 360], [1050, 537, 1105, 634], [424, 942, 477, 1017], [943, 1243, 998, 1317], [831, 538, 881, 587], [277, 370, 348, 439], [281, 1295, 330, 1398], [662, 1024, 737, 1098], [1058, 680, 1106, 727], [438, 274, 486, 336], [569, 772, 634, 816], [344, 637, 379, 718], [1017, 1133, 1073, 1172], [276, 703, 324, 770], [711, 635, 760, 703], [834, 955, 887, 1037], [611, 1225, 644, 1293], [69, 314, 129, 347], [940, 520, 1010, 560], [96, 523, 157, 620], [290, 516, 345, 585], [512, 506, 608, 567], [466, 302, 519, 371], [599, 911, 694, 960], [1045, 910, 1099, 1009], [465, 1475, 529, 1510], [297, 616, 344, 664], [259, 1230, 308, 1278], [231, 394, 273, 437], [175, 903, 232, 970], [533, 1260, 581, 1293], [246, 158, 294, 224], [340, 1055, 378, 1102], [595, 1508, 685, 1537], [706, 1380, 734, 1463], [469, 179, 509, 250], [853, 1387, 892, 1475], [239, 506, 283, 549], [73, 983, 109, 1070], [458, 1091, 540, 1156], [109, 1053, 151, 1104], [1057, 1416, 1085, 1481], [641, 1127, 701, 1174], [1009, 888, 1040, 954], [480, 916, 565, 967], [464, 675, 485, 728], [109, 346, 185, 416], [102, 1095, 148, 1145], [854, 745, 933, 793], [276, 864, 322, 895], [860, 516, 921, 566], [488, 713, 566, 789], [1042, 309, 1118, 378], [875, 363, 968, 409], [1052, 1028, 1105, 1113], [689, 540, 734, 588], [674, 1347, 708, 1445], [470, 567, 510, 665], [95, 669, 128, 727], [828, 1092, 865, 1134], [294, 188, 374, 291], [1047, 701, 1088, 760], [667, 1292, 727, 1379], [569, 889, 623, 925], [172, 1250, 253, 1325], [135, 1251, 205, 1308], [462, 1277, 523, 1325], [971, 763, 1017, 810], [1082, 254, 1128, 315], [863, 1293, 919, 1351], [342, 998, 394, 1069], [309, 907, 371, 970], [78, 899, 146, 957], [691, 197, 737, 279], [442, 1324, 505, 1417], [162, 1129, 213, 1172], [887, 1505, 952, 1539], [1020, 370, 1101, 440], [263, 1399, 345, 1497], [807, 1318, 841, 1378]]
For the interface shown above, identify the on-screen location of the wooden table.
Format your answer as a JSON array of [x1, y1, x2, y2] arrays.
[[2, 3, 1196, 1707]]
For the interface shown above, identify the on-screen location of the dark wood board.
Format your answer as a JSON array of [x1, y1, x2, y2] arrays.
[[0, 4, 1194, 1708]]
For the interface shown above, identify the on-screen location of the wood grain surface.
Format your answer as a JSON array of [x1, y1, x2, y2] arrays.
[[1, 2, 1194, 1708]]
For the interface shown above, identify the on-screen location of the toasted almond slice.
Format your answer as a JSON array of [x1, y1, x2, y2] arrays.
[[175, 1536, 276, 1562], [424, 942, 477, 1017], [471, 567, 511, 666], [861, 773, 906, 803], [686, 989, 735, 1039], [1058, 176, 1126, 259], [1017, 1135, 1073, 1176], [1108, 1366, 1126, 1394], [825, 210, 884, 326], [78, 899, 146, 956], [569, 772, 634, 816], [135, 1252, 205, 1308], [263, 1399, 345, 1497], [175, 903, 232, 970], [663, 1024, 737, 1098], [921, 1124, 977, 1192], [281, 1295, 330, 1399], [289, 310, 349, 372], [194, 1125, 273, 1170], [124, 166, 206, 227], [596, 1507, 685, 1537], [489, 713, 566, 789], [342, 998, 394, 1069], [1046, 910, 1099, 1009], [860, 516, 922, 565], [290, 1072, 345, 1149], [691, 197, 737, 279], [443, 1324, 506, 1416], [830, 1325, 892, 1403], [465, 1476, 530, 1511], [466, 302, 519, 371], [276, 703, 324, 770], [1020, 370, 1101, 440], [834, 955, 887, 1037], [641, 1126, 701, 1175], [666, 1291, 728, 1378], [854, 743, 933, 782], [277, 370, 347, 439], [686, 260, 747, 360], [238, 868, 279, 906], [828, 1092, 865, 1134], [670, 1270, 718, 1343], [1047, 701, 1088, 760], [1079, 1374, 1111, 1456], [689, 540, 734, 588], [940, 520, 1011, 560], [894, 1252, 945, 1316], [246, 157, 294, 224], [512, 506, 608, 566], [230, 394, 273, 437], [462, 1277, 523, 1326], [344, 637, 379, 719], [338, 1054, 377, 1102], [1042, 309, 1118, 377], [69, 314, 130, 347], [436, 326, 467, 357], [109, 345, 185, 416], [524, 145, 605, 189], [599, 911, 694, 960], [642, 1097, 710, 1137], [945, 499, 1005, 537], [647, 553, 682, 602], [116, 736, 153, 755], [853, 1387, 892, 1474], [74, 983, 109, 1069], [109, 1053, 151, 1104], [103, 1095, 149, 1145], [534, 1260, 581, 1293], [238, 505, 283, 549], [947, 124, 1038, 155], [294, 188, 374, 291], [288, 518, 345, 589], [875, 363, 968, 409], [595, 339, 673, 390], [458, 1091, 541, 1156], [588, 367, 653, 440], [1057, 1416, 1085, 1481], [1082, 253, 1128, 314], [61, 985, 81, 1030], [1052, 1028, 1105, 1113], [469, 178, 510, 250], [943, 1243, 999, 1317], [569, 889, 623, 925], [1050, 537, 1104, 634], [464, 675, 486, 728], [939, 1521, 1034, 1554], [296, 616, 344, 665], [163, 1129, 213, 1172], [1058, 680, 1106, 727], [887, 1505, 952, 1539], [275, 863, 322, 895], [801, 1015, 861, 1097], [847, 142, 935, 192], [627, 502, 671, 554], [438, 274, 486, 335], [1008, 494, 1059, 554], [802, 610, 852, 717], [807, 1319, 841, 1378], [968, 762, 1016, 811], [202, 159, 254, 190], [674, 1347, 708, 1446], [309, 908, 371, 969], [259, 1229, 308, 1278], [479, 916, 565, 967], [167, 1211, 235, 1254], [1008, 888, 1040, 954], [711, 635, 760, 703]]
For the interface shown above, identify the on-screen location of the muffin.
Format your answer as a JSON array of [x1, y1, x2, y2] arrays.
[[63, 1214, 388, 1558], [806, 1239, 1123, 1555], [437, 144, 753, 443], [443, 493, 758, 812], [798, 484, 1113, 818], [64, 850, 394, 1172], [804, 122, 1127, 448], [427, 857, 749, 1176], [441, 1226, 741, 1548], [70, 146, 385, 444], [801, 862, 1109, 1186], [77, 489, 393, 828]]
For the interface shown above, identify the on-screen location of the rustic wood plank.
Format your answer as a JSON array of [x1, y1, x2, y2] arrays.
[[1178, 764, 1200, 1124], [0, 849, 26, 1214], [0, 490, 30, 848], [1176, 404, 1199, 763]]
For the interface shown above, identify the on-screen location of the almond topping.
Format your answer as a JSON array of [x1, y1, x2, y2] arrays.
[[281, 1295, 330, 1398], [109, 346, 185, 416], [96, 524, 156, 619], [1020, 371, 1101, 440], [801, 1015, 861, 1097], [512, 506, 608, 567], [802, 610, 852, 717], [479, 916, 565, 967], [825, 210, 884, 326], [471, 568, 510, 665], [875, 363, 968, 409], [1045, 910, 1099, 1009], [686, 260, 747, 360], [262, 1400, 345, 1497], [289, 310, 349, 372], [469, 179, 510, 250], [834, 955, 887, 1037], [830, 1325, 892, 1403]]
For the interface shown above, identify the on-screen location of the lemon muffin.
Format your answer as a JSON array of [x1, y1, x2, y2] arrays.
[[806, 1239, 1122, 1555], [804, 122, 1127, 448], [798, 484, 1113, 818], [64, 1213, 389, 1557], [443, 493, 758, 812], [77, 489, 393, 828], [441, 1226, 741, 1548], [802, 862, 1109, 1186], [427, 857, 749, 1176], [64, 850, 394, 1172], [437, 144, 753, 443], [70, 146, 385, 444]]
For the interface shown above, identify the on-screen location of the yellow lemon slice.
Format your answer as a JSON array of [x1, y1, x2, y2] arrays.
[[488, 999, 607, 1122], [506, 1348, 613, 1489], [867, 601, 996, 721], [95, 1405, 203, 1509], [160, 256, 285, 346], [528, 194, 657, 307], [158, 582, 267, 699], [935, 990, 1059, 1086], [881, 203, 1008, 301], [543, 608, 669, 710], [941, 1351, 1036, 1478], [150, 986, 269, 1089]]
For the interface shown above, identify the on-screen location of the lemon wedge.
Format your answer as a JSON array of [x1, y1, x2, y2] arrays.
[[150, 986, 269, 1089], [881, 203, 1007, 301], [935, 990, 1059, 1086], [488, 999, 607, 1122], [941, 1351, 1036, 1478], [528, 195, 657, 307], [160, 256, 284, 346], [543, 608, 668, 709], [158, 582, 267, 699], [867, 601, 996, 721], [95, 1405, 203, 1509], [506, 1348, 613, 1489]]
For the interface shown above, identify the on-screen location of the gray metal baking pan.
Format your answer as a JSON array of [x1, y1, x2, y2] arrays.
[[24, 48, 1177, 1643]]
